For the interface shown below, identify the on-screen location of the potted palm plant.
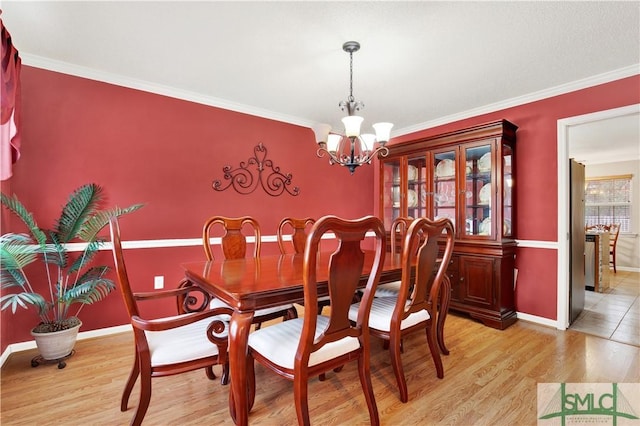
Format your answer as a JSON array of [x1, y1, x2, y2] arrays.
[[0, 183, 143, 365]]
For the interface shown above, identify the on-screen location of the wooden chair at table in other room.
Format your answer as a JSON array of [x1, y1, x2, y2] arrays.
[[203, 216, 298, 329], [374, 216, 414, 298], [246, 215, 387, 426], [349, 217, 455, 403], [109, 216, 233, 426], [608, 223, 621, 273], [277, 216, 332, 314]]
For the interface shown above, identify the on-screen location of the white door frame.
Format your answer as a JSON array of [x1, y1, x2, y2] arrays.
[[556, 103, 640, 330]]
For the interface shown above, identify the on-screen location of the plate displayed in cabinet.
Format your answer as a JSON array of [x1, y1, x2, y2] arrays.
[[407, 189, 418, 207], [407, 165, 418, 181], [479, 217, 491, 235], [478, 152, 491, 172], [435, 159, 454, 177], [435, 193, 450, 206], [479, 183, 491, 205]]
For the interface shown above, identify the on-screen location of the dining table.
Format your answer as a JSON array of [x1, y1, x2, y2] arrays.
[[182, 251, 449, 426]]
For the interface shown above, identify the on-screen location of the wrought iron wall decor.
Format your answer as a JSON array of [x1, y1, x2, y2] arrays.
[[212, 143, 300, 196]]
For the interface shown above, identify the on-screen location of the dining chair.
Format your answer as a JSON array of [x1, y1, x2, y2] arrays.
[[608, 223, 620, 273], [349, 217, 455, 403], [246, 215, 387, 426], [109, 217, 233, 426], [276, 216, 333, 316], [374, 216, 414, 298], [203, 216, 298, 328], [276, 217, 316, 254]]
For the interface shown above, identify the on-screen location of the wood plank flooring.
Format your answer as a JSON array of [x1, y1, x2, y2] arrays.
[[2, 312, 639, 425]]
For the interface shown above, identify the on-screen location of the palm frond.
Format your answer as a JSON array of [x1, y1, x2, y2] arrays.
[[41, 231, 67, 268], [0, 233, 39, 270], [54, 183, 104, 243], [1, 269, 28, 288], [68, 242, 102, 275], [62, 275, 115, 305], [0, 292, 47, 314], [0, 194, 47, 247], [78, 203, 145, 242]]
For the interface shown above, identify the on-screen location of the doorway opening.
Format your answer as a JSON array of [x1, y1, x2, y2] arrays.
[[556, 103, 640, 330]]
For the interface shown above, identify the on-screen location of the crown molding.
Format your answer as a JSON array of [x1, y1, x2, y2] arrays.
[[20, 54, 638, 136], [394, 64, 640, 137], [20, 53, 315, 128]]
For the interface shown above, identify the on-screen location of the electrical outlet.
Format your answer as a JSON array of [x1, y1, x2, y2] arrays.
[[154, 276, 164, 289]]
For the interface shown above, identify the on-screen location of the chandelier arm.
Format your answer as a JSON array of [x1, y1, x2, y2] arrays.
[[316, 147, 340, 165], [367, 145, 390, 162]]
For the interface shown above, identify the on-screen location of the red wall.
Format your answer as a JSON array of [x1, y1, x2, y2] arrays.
[[0, 67, 375, 352], [1, 66, 639, 354]]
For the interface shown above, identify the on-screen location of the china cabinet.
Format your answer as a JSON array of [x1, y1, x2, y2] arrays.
[[379, 120, 517, 329]]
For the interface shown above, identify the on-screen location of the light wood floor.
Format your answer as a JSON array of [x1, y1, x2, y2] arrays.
[[2, 312, 639, 425]]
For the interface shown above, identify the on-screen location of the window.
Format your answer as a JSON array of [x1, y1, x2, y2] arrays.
[[585, 174, 632, 233]]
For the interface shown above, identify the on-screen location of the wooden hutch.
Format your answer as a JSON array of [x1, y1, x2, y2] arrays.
[[379, 120, 517, 329]]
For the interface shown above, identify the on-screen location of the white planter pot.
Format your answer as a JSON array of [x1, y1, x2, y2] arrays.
[[31, 321, 82, 360]]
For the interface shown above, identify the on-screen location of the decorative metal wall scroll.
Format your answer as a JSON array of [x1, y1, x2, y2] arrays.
[[212, 143, 300, 196]]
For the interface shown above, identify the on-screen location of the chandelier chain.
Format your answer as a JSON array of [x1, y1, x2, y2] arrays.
[[348, 51, 354, 102]]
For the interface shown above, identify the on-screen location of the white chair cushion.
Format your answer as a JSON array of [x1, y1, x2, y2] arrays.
[[144, 315, 229, 367], [210, 297, 295, 319], [349, 297, 430, 333], [374, 280, 401, 298], [248, 316, 360, 370]]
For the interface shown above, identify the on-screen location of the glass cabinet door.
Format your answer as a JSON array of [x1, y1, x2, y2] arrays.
[[407, 155, 427, 220], [432, 150, 457, 229], [502, 143, 513, 237], [382, 159, 402, 230], [462, 143, 493, 237]]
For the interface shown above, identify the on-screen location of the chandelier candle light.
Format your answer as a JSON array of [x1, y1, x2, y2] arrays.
[[313, 41, 393, 174]]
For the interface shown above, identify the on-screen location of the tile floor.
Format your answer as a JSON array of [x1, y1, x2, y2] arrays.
[[570, 270, 640, 346]]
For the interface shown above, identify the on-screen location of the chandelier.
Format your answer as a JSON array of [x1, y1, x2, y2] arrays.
[[312, 41, 393, 175]]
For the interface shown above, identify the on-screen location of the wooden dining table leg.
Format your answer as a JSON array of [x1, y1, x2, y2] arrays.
[[228, 310, 254, 426]]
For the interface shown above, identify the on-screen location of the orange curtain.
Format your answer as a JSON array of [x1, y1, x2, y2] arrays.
[[1, 11, 22, 181]]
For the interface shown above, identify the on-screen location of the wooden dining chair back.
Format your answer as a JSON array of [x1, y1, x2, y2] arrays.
[[109, 216, 233, 426], [277, 217, 316, 254], [608, 223, 620, 273], [202, 215, 297, 327], [375, 216, 414, 298], [277, 216, 332, 315], [390, 216, 414, 254], [203, 216, 261, 261], [246, 215, 387, 426], [350, 217, 455, 403]]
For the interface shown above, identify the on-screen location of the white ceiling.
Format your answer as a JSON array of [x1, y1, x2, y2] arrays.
[[1, 1, 639, 163]]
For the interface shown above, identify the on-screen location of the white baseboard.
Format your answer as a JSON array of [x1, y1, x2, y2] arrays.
[[516, 311, 561, 329], [0, 324, 132, 368]]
